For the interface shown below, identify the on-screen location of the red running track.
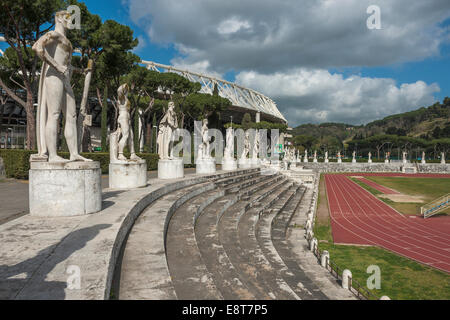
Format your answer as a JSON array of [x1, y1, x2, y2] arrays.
[[326, 174, 450, 273], [343, 173, 450, 178], [355, 177, 400, 194]]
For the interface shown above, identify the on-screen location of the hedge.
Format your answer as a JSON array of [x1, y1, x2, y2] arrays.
[[0, 150, 160, 180]]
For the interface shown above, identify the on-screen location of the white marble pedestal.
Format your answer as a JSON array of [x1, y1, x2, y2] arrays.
[[338, 159, 342, 164], [352, 159, 357, 164], [421, 160, 426, 164], [196, 158, 216, 174], [29, 161, 102, 217], [250, 158, 261, 168], [368, 160, 373, 164], [238, 158, 251, 169], [290, 161, 297, 168], [325, 159, 329, 163], [313, 159, 318, 163], [109, 160, 147, 189], [385, 160, 390, 164], [158, 159, 184, 179], [222, 158, 238, 171]]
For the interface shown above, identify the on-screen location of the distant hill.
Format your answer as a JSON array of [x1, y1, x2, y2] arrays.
[[293, 98, 450, 141]]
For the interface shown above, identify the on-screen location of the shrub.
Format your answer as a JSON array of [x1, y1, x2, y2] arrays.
[[0, 150, 160, 179]]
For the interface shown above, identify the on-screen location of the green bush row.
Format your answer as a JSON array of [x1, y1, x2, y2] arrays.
[[0, 150, 160, 179]]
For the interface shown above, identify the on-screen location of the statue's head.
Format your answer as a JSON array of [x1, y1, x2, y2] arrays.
[[203, 119, 208, 125], [55, 11, 72, 29], [168, 101, 175, 111], [117, 84, 129, 99]]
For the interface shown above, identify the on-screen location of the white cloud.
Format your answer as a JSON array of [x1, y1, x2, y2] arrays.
[[124, 0, 448, 125], [125, 0, 450, 72], [217, 17, 251, 35], [235, 69, 440, 126]]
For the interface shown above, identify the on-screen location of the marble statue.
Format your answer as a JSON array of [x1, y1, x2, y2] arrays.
[[241, 131, 250, 159], [157, 102, 178, 160], [325, 151, 329, 163], [352, 151, 357, 163], [421, 151, 426, 164], [337, 151, 342, 163], [32, 11, 91, 163], [442, 152, 446, 164], [402, 151, 407, 163], [110, 84, 141, 163], [224, 127, 234, 159], [314, 150, 318, 163], [304, 149, 308, 163], [368, 152, 372, 163], [252, 130, 259, 159], [198, 119, 212, 160]]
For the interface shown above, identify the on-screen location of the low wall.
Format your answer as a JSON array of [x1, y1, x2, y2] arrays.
[[301, 162, 449, 174]]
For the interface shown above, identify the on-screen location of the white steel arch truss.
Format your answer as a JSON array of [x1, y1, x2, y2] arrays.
[[142, 60, 287, 123]]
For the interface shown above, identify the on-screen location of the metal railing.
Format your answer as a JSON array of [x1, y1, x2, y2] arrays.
[[309, 239, 381, 300], [141, 60, 287, 123], [421, 193, 450, 219]]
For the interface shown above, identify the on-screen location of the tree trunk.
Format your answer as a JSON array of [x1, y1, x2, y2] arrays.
[[101, 85, 108, 152], [146, 117, 152, 153], [25, 93, 36, 150]]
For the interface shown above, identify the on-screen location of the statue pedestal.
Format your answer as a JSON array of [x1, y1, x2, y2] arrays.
[[29, 161, 102, 217], [368, 160, 373, 164], [303, 159, 309, 163], [238, 158, 251, 169], [325, 159, 329, 163], [250, 158, 261, 168], [441, 160, 446, 165], [222, 158, 238, 171], [338, 159, 342, 164], [385, 160, 389, 164], [290, 161, 297, 168], [313, 159, 318, 163], [352, 159, 357, 164], [421, 160, 426, 164], [196, 158, 216, 174], [109, 160, 147, 189], [158, 159, 184, 179]]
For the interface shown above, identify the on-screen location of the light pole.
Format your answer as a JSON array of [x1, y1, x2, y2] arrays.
[[7, 128, 13, 149]]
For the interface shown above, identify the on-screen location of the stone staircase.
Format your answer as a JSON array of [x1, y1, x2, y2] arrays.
[[116, 169, 352, 300], [422, 193, 450, 218]]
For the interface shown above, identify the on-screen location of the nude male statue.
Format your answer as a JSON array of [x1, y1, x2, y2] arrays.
[[110, 84, 141, 162], [32, 11, 91, 162]]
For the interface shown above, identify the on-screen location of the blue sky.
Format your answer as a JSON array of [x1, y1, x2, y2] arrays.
[[1, 0, 449, 126]]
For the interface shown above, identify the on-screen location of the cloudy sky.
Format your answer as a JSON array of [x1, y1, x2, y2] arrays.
[[45, 1, 450, 125]]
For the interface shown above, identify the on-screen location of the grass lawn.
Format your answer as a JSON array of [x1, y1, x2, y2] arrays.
[[365, 177, 450, 216], [315, 174, 450, 300]]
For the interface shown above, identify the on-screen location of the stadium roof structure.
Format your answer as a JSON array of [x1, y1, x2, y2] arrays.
[[142, 60, 287, 124]]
